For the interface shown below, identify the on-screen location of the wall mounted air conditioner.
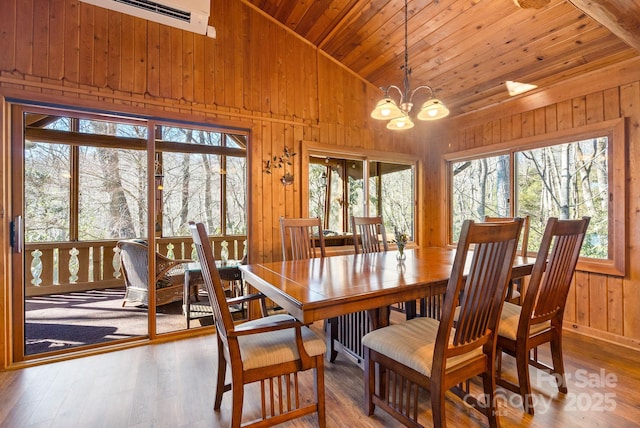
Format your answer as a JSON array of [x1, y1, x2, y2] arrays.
[[80, 0, 212, 36]]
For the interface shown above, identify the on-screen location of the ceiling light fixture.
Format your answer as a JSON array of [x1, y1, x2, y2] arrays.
[[370, 0, 449, 130]]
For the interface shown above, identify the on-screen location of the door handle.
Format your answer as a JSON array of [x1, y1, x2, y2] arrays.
[[10, 215, 23, 253]]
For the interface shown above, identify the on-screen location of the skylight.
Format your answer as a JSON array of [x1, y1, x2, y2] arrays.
[[506, 81, 538, 96]]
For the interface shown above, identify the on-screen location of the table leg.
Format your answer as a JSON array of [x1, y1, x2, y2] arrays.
[[246, 283, 262, 320], [366, 306, 391, 330], [325, 318, 338, 363]]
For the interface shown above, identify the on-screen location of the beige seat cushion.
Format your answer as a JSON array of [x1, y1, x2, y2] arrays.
[[362, 317, 483, 377], [237, 314, 326, 370], [498, 301, 551, 340]]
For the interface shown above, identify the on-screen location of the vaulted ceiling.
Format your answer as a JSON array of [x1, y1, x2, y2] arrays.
[[245, 0, 640, 117]]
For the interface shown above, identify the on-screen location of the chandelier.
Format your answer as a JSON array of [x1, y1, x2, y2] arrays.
[[370, 0, 449, 130]]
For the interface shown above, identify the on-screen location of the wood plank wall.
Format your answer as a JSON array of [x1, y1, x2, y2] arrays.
[[4, 0, 637, 358], [0, 0, 420, 260], [0, 0, 423, 367], [426, 67, 640, 348]]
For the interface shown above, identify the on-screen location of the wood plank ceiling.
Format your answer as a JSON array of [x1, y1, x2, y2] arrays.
[[244, 0, 640, 117]]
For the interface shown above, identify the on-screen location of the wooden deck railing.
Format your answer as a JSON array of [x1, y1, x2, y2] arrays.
[[24, 235, 247, 297]]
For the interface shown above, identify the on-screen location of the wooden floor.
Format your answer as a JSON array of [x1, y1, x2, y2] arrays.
[[1, 324, 639, 427]]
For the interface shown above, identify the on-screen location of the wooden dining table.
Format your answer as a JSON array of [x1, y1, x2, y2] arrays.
[[240, 247, 534, 329]]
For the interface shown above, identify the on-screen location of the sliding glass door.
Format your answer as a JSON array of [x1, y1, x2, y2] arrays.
[[10, 104, 248, 362]]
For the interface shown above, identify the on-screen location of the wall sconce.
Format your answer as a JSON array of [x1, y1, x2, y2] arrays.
[[265, 146, 297, 186]]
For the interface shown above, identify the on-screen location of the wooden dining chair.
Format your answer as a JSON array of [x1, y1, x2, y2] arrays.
[[279, 217, 326, 260], [352, 215, 389, 254], [353, 215, 419, 317], [484, 215, 530, 304], [190, 222, 327, 428], [327, 215, 390, 364], [279, 217, 344, 362], [363, 218, 523, 428], [496, 216, 590, 415]]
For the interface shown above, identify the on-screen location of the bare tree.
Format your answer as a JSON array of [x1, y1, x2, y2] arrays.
[[97, 148, 137, 238]]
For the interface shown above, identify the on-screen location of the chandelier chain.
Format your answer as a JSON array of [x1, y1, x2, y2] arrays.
[[403, 0, 412, 99], [403, 0, 410, 81]]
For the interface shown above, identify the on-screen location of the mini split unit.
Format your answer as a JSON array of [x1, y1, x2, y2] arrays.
[[80, 0, 214, 37]]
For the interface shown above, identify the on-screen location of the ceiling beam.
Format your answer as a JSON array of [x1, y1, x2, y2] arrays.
[[568, 0, 640, 52]]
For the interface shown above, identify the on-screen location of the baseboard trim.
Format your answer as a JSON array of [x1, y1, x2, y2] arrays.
[[564, 323, 640, 351]]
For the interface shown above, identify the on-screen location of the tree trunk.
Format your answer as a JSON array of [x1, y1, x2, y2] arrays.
[[477, 158, 488, 219], [98, 148, 137, 238], [559, 144, 571, 219], [180, 152, 190, 229], [496, 155, 509, 216], [201, 153, 214, 232], [576, 141, 596, 214]]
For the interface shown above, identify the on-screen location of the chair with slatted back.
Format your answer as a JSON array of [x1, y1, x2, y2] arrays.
[[326, 215, 390, 364], [190, 222, 326, 428], [485, 215, 530, 304], [352, 216, 389, 254], [280, 217, 326, 260], [496, 216, 590, 415], [354, 215, 419, 316], [363, 218, 523, 428], [279, 217, 343, 362]]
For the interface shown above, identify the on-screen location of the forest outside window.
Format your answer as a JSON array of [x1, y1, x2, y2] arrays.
[[24, 111, 247, 246], [306, 146, 417, 245], [155, 125, 247, 239], [446, 119, 626, 276], [25, 114, 150, 242]]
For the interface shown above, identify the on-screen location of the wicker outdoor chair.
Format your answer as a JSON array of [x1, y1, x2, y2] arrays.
[[117, 239, 192, 307]]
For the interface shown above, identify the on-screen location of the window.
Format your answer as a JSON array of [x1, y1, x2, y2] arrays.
[[451, 153, 510, 243], [79, 145, 148, 240], [25, 115, 150, 242], [304, 142, 417, 243], [25, 140, 72, 242], [309, 157, 364, 234], [155, 125, 247, 237], [17, 104, 250, 345], [369, 161, 415, 237], [446, 119, 626, 276], [23, 110, 247, 243]]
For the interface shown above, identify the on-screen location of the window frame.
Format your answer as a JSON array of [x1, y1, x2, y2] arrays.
[[12, 101, 252, 349], [301, 141, 421, 247], [443, 118, 626, 276], [20, 106, 249, 242], [152, 121, 248, 238]]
